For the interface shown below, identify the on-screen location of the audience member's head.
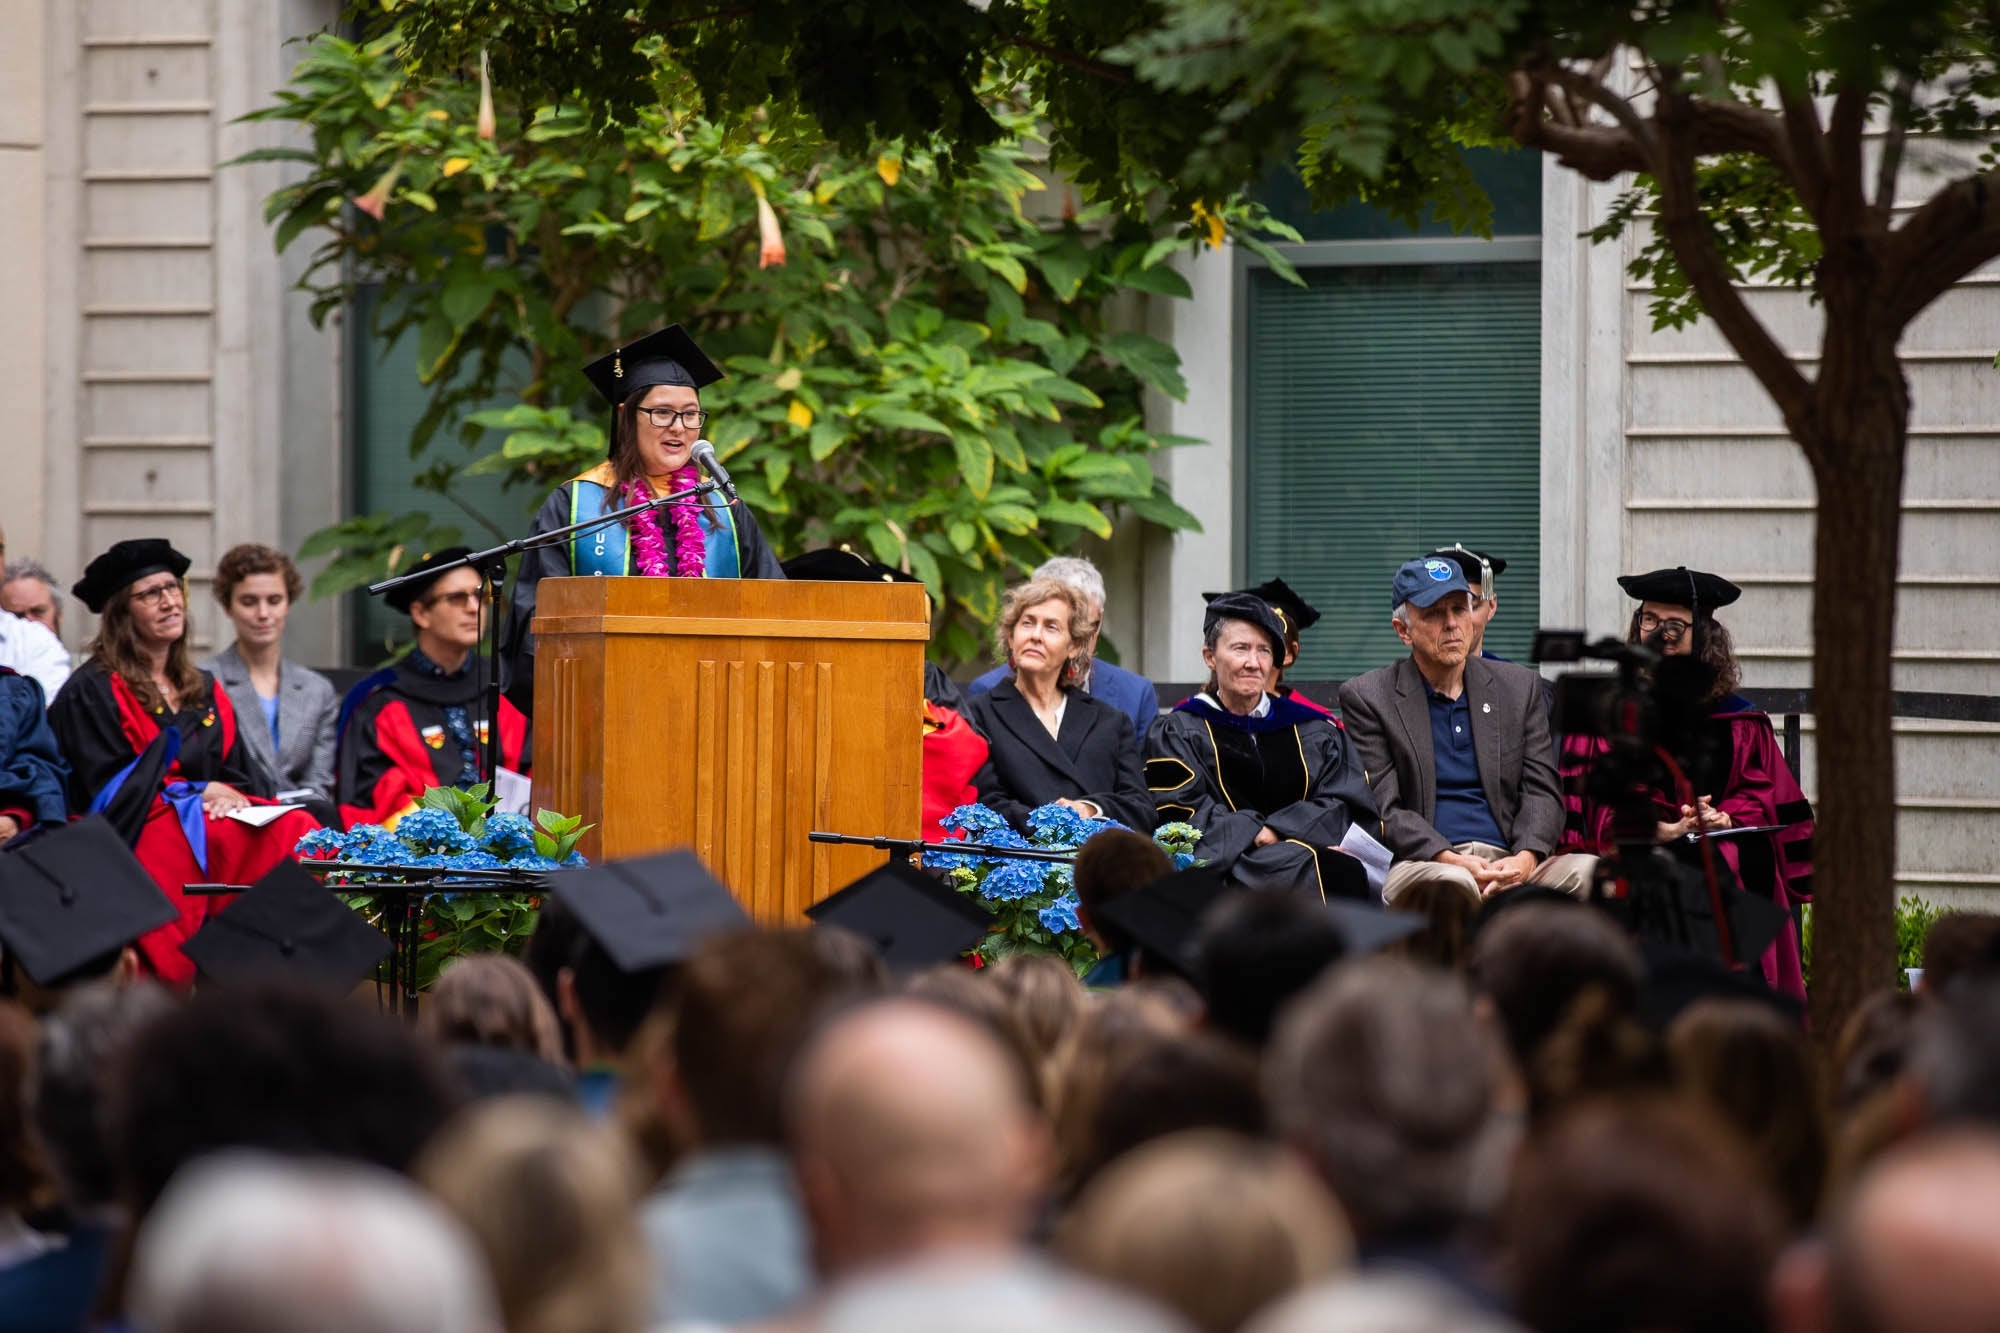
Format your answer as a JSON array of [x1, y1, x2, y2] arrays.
[[788, 997, 1052, 1276], [1060, 1130, 1349, 1333], [665, 927, 877, 1151], [32, 981, 176, 1213], [1774, 1130, 2000, 1333], [613, 1007, 685, 1188], [1247, 1272, 1528, 1333], [1197, 889, 1347, 1048], [1503, 1096, 1784, 1333], [108, 982, 460, 1217], [807, 922, 893, 993], [521, 894, 583, 1061], [2, 558, 64, 636], [420, 953, 566, 1065], [1469, 901, 1643, 1078], [985, 953, 1088, 1112], [1906, 974, 2000, 1128], [419, 1097, 648, 1333], [557, 932, 670, 1069], [1390, 877, 1479, 972], [1265, 958, 1495, 1245], [1833, 990, 1921, 1114], [1052, 988, 1194, 1188], [127, 1154, 498, 1333], [899, 963, 1043, 1109], [1073, 830, 1172, 954], [1916, 911, 2000, 997], [1074, 1029, 1266, 1191], [0, 1000, 49, 1221], [1668, 999, 1825, 1228]]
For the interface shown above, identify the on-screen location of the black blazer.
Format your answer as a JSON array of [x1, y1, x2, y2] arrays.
[[963, 678, 1154, 834]]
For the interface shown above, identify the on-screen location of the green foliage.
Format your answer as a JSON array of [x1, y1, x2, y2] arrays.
[[532, 807, 589, 864], [1800, 897, 1949, 992], [249, 28, 1223, 662]]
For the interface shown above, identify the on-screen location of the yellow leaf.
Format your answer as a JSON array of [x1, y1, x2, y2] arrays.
[[441, 156, 472, 177], [773, 366, 803, 392], [877, 155, 902, 186], [787, 399, 814, 430], [424, 108, 449, 121], [1192, 200, 1225, 249]]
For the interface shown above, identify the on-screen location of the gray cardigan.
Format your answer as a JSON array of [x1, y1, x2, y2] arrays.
[[201, 643, 340, 803]]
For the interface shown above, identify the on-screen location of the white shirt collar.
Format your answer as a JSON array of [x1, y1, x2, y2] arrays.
[[1198, 690, 1270, 718]]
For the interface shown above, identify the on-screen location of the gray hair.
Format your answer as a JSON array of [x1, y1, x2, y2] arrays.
[[2, 558, 62, 604], [33, 981, 177, 1208], [1033, 556, 1106, 611], [1264, 958, 1496, 1241], [129, 1154, 500, 1333], [1391, 601, 1410, 627], [1247, 1273, 1527, 1333]]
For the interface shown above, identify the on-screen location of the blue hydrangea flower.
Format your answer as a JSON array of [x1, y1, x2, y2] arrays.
[[395, 808, 478, 855], [1025, 803, 1088, 846], [508, 854, 561, 872], [1172, 851, 1196, 871], [561, 851, 588, 867], [1038, 893, 1081, 935], [481, 812, 539, 857], [445, 850, 504, 871], [294, 827, 349, 859], [940, 804, 1008, 836], [979, 857, 1055, 903], [922, 847, 980, 873]]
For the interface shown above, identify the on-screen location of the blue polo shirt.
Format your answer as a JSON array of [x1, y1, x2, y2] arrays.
[[1428, 688, 1508, 848]]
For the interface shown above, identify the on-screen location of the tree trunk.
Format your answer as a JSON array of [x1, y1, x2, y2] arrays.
[[1802, 334, 1907, 1067]]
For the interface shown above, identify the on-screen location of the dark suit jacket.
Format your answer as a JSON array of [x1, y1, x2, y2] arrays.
[[1337, 654, 1562, 861], [963, 679, 1153, 834], [967, 657, 1160, 737]]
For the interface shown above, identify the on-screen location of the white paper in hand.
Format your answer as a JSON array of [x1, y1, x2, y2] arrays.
[[1338, 822, 1394, 895], [494, 767, 533, 816], [224, 803, 305, 828]]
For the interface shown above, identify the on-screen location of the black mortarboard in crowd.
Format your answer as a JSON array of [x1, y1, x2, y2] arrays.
[[781, 547, 919, 584], [805, 859, 992, 971], [548, 849, 749, 974], [1617, 567, 1743, 612], [1200, 592, 1289, 662], [1427, 544, 1508, 587], [382, 546, 474, 614], [181, 860, 392, 987], [71, 539, 191, 615], [0, 817, 177, 988], [582, 324, 726, 408], [1636, 935, 1804, 1030], [1203, 578, 1321, 639], [1094, 866, 1423, 983]]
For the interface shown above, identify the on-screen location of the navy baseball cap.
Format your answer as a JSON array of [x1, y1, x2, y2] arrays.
[[1390, 557, 1471, 612]]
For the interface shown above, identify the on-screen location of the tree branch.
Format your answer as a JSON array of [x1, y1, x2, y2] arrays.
[[1776, 86, 1831, 224], [1507, 61, 1791, 183], [1880, 168, 2000, 330], [996, 31, 1131, 84], [1651, 84, 1816, 429], [1874, 75, 1915, 221], [1824, 85, 1870, 235]]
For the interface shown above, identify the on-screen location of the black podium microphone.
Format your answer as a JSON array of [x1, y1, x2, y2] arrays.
[[690, 439, 737, 501]]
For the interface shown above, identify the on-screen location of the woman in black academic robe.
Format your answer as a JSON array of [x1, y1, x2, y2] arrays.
[[963, 577, 1152, 835], [503, 324, 783, 709], [46, 540, 320, 986]]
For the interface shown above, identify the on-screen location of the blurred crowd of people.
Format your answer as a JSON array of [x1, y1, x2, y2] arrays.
[[1, 876, 1997, 1333]]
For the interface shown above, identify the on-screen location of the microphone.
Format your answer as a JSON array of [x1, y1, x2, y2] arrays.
[[689, 439, 737, 501]]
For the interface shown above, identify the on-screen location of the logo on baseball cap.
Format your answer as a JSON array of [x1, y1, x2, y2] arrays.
[[1391, 557, 1472, 611]]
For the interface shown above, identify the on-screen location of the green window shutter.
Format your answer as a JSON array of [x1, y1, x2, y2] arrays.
[[1243, 262, 1542, 681]]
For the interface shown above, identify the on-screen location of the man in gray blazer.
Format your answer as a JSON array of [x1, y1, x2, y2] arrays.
[[1338, 558, 1590, 907]]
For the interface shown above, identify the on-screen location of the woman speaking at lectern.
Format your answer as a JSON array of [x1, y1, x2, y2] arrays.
[[505, 324, 785, 703]]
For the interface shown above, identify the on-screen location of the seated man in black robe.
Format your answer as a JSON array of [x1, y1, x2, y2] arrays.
[[1145, 593, 1387, 901]]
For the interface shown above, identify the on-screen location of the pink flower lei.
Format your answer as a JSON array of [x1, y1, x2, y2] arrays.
[[622, 465, 707, 578]]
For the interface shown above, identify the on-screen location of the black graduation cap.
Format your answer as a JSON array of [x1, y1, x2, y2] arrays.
[[804, 860, 992, 971], [1203, 579, 1321, 637], [382, 546, 473, 614], [0, 817, 178, 988], [1094, 867, 1423, 983], [781, 547, 919, 584], [547, 849, 750, 974], [1427, 544, 1508, 586], [71, 538, 191, 614], [1200, 592, 1288, 662], [181, 859, 392, 987], [1617, 567, 1742, 612], [1636, 935, 1805, 1030], [582, 323, 726, 408]]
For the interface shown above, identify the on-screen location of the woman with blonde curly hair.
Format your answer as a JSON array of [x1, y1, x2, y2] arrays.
[[962, 576, 1152, 833]]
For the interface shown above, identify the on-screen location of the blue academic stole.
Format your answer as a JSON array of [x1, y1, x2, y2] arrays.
[[567, 480, 742, 578]]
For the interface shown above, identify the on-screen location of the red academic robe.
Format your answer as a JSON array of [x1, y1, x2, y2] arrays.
[[337, 663, 530, 830], [46, 663, 322, 986], [1559, 696, 1814, 1002], [922, 701, 988, 843]]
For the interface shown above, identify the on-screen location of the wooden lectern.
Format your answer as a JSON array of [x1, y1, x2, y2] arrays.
[[529, 577, 928, 922]]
